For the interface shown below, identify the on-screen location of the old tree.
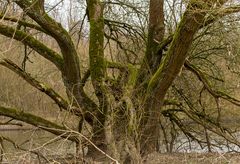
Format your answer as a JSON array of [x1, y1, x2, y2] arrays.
[[1, 0, 240, 163]]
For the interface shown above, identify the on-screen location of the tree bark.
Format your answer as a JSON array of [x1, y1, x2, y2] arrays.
[[140, 1, 213, 154], [15, 0, 98, 122], [86, 0, 115, 160], [135, 0, 164, 96]]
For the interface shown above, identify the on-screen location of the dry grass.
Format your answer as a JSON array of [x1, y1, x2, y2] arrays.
[[144, 152, 240, 164]]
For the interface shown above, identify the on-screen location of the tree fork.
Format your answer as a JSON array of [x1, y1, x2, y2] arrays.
[[140, 1, 215, 154]]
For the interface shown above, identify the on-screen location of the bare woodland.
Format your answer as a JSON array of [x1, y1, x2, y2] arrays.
[[0, 0, 240, 163]]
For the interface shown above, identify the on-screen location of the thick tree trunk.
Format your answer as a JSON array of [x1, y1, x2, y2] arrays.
[[144, 0, 165, 73], [140, 1, 212, 154], [86, 0, 120, 161], [135, 0, 164, 95]]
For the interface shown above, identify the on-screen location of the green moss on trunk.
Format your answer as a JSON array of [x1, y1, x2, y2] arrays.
[[88, 0, 107, 118], [141, 3, 211, 153]]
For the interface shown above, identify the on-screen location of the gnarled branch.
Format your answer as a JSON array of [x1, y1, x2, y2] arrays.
[[0, 23, 63, 70], [0, 59, 83, 116]]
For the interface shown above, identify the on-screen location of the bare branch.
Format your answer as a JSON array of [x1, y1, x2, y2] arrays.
[[0, 14, 47, 34], [0, 59, 83, 117], [81, 69, 90, 87], [156, 5, 240, 54], [0, 105, 78, 142], [173, 86, 240, 147], [0, 23, 63, 70], [106, 60, 128, 71], [185, 61, 240, 106]]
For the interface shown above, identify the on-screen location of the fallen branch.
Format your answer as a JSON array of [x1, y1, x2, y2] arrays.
[[0, 105, 79, 142]]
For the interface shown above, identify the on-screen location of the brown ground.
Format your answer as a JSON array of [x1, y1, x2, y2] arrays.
[[48, 152, 240, 163], [144, 152, 240, 164], [5, 152, 240, 163]]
